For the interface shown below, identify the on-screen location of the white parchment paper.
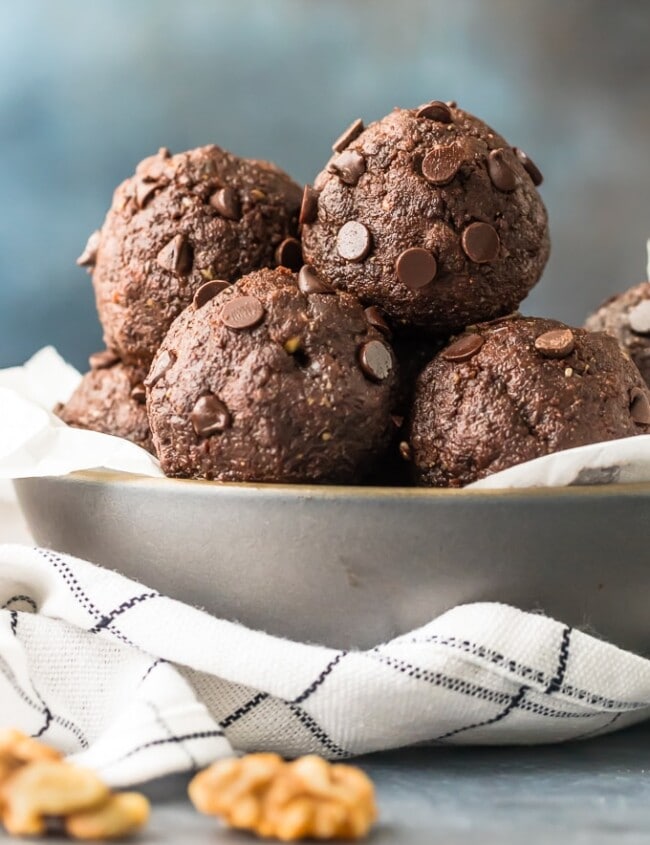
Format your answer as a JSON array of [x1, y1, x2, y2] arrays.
[[0, 347, 649, 488], [0, 348, 163, 479]]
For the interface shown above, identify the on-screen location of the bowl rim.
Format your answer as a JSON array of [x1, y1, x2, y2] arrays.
[[20, 470, 650, 502]]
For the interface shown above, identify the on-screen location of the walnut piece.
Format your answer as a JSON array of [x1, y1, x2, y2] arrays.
[[65, 792, 151, 841], [189, 753, 377, 841], [0, 730, 150, 840], [2, 761, 109, 836], [0, 729, 61, 785]]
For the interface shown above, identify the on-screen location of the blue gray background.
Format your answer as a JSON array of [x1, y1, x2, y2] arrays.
[[1, 0, 648, 369]]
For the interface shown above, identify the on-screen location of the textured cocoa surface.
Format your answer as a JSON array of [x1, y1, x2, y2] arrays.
[[585, 282, 650, 388]]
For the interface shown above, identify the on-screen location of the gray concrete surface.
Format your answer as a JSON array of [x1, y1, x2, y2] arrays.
[[4, 723, 648, 843]]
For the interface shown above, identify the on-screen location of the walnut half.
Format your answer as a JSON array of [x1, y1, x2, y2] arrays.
[[0, 728, 62, 786], [0, 729, 150, 840], [189, 753, 378, 841]]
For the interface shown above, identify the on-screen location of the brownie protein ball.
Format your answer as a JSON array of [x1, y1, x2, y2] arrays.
[[146, 267, 397, 483], [585, 282, 650, 387], [408, 317, 650, 487], [56, 352, 154, 454], [82, 145, 302, 366], [301, 104, 550, 332]]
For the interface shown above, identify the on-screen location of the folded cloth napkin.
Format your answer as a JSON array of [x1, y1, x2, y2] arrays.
[[2, 544, 650, 787]]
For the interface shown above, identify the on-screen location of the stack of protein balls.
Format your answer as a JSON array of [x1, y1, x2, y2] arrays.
[[60, 101, 650, 486]]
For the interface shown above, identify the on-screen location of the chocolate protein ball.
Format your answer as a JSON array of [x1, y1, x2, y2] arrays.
[[301, 103, 550, 332], [82, 145, 302, 366], [56, 353, 154, 454], [585, 282, 650, 387], [408, 316, 650, 487], [146, 266, 397, 483]]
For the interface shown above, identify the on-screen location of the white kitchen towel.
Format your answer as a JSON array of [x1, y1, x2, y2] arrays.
[[2, 546, 650, 787]]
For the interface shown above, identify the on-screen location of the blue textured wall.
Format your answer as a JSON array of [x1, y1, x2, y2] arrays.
[[1, 0, 648, 368]]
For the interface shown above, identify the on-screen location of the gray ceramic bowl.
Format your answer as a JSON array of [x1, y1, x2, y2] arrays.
[[13, 472, 650, 653]]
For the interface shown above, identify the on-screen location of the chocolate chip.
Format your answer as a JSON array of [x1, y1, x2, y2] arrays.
[[298, 265, 334, 295], [135, 179, 159, 209], [191, 394, 231, 437], [364, 306, 391, 337], [145, 350, 176, 388], [193, 280, 230, 309], [89, 350, 119, 370], [630, 388, 650, 425], [209, 186, 241, 220], [275, 237, 303, 271], [396, 248, 438, 291], [442, 334, 484, 362], [328, 150, 366, 186], [332, 118, 364, 153], [513, 147, 543, 186], [446, 100, 457, 108], [156, 234, 193, 274], [76, 230, 101, 267], [534, 329, 576, 359], [299, 185, 319, 225], [337, 221, 371, 262], [221, 295, 265, 330], [130, 384, 146, 404], [461, 222, 500, 263], [421, 144, 464, 185], [399, 441, 413, 461], [628, 300, 650, 335], [487, 149, 517, 192], [359, 340, 393, 382], [416, 101, 453, 123]]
